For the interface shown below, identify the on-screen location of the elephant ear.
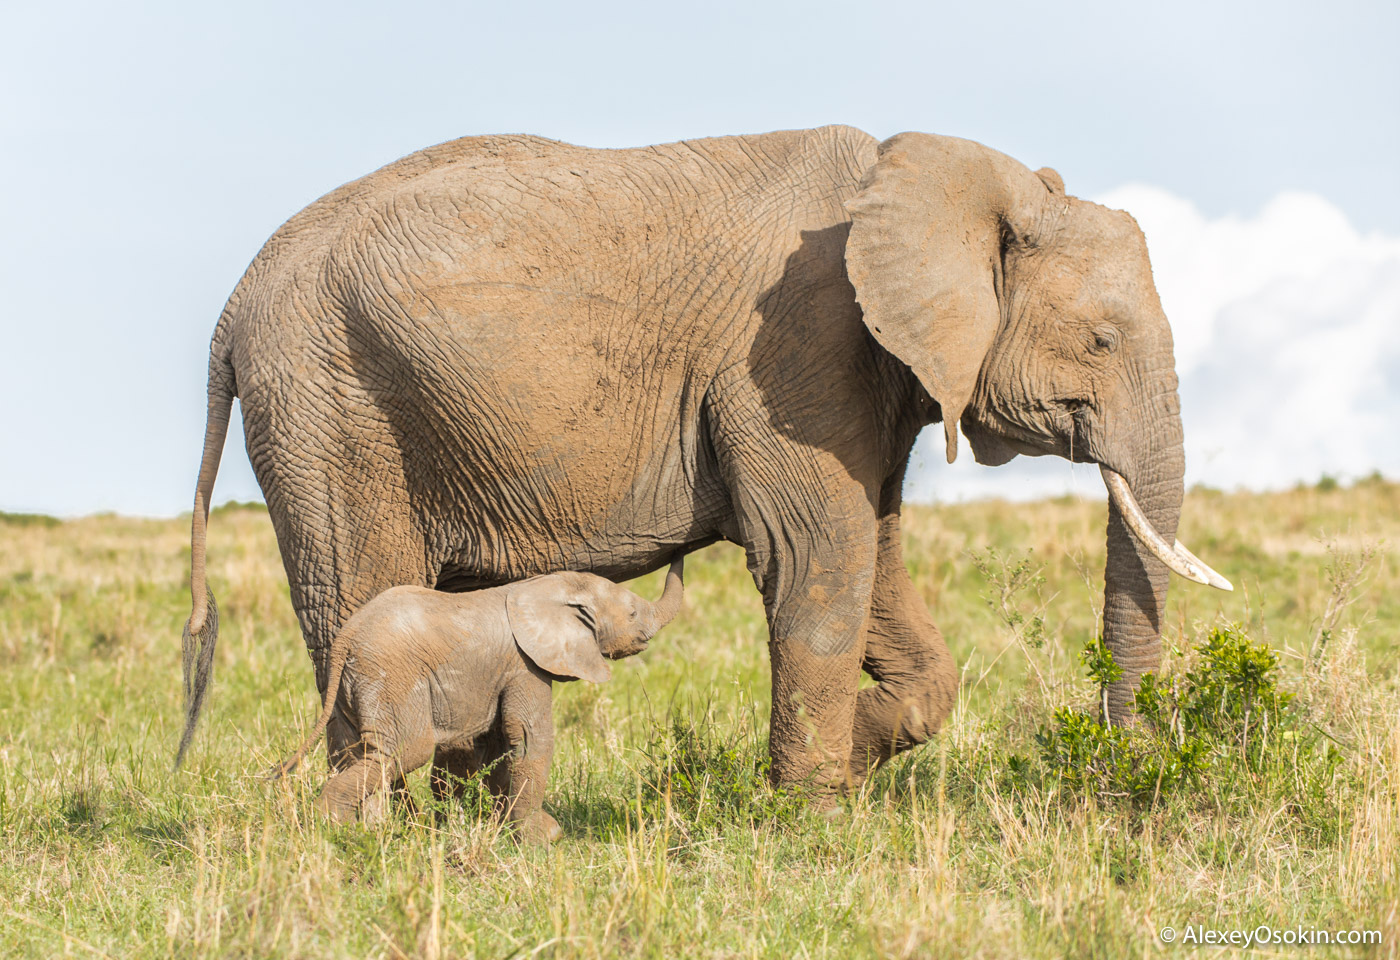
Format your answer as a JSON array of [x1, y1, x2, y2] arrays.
[[506, 575, 611, 684], [1035, 166, 1065, 195], [844, 133, 1051, 462]]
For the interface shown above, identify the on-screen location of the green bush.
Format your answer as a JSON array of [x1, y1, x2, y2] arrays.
[[637, 716, 808, 830], [1015, 627, 1347, 820]]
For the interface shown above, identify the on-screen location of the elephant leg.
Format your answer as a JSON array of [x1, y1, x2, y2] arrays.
[[323, 705, 362, 774], [849, 468, 958, 781], [316, 756, 396, 824], [724, 468, 878, 792], [761, 538, 876, 794], [316, 698, 435, 824], [255, 450, 432, 771], [327, 728, 407, 806], [494, 675, 559, 843], [708, 346, 890, 794]]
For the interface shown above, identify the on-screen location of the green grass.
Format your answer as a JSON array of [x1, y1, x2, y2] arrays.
[[1, 481, 1397, 958]]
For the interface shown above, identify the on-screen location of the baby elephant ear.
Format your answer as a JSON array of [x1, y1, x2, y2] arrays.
[[506, 575, 611, 684]]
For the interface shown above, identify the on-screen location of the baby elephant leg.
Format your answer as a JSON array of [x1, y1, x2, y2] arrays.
[[495, 675, 559, 843], [316, 735, 434, 825], [315, 756, 395, 824]]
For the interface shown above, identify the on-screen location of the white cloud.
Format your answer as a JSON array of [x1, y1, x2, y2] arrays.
[[907, 187, 1400, 502]]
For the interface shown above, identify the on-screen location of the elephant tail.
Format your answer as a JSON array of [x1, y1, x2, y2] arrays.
[[174, 353, 235, 769], [270, 624, 352, 779]]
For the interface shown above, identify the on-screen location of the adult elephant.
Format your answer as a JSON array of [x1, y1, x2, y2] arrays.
[[175, 126, 1230, 791]]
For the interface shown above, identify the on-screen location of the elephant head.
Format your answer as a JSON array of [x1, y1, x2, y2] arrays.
[[844, 133, 1230, 722], [506, 557, 685, 684]]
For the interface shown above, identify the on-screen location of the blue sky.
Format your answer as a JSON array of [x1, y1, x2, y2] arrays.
[[2, 0, 1397, 514]]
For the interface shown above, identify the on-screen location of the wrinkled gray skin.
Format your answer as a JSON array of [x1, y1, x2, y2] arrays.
[[179, 126, 1228, 794], [275, 560, 684, 840]]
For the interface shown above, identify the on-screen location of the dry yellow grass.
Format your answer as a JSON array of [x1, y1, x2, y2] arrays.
[[0, 480, 1396, 958]]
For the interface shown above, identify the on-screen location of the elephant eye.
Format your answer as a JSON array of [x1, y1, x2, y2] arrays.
[[1090, 326, 1119, 355]]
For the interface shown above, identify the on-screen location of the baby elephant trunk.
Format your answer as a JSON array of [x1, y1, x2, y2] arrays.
[[640, 556, 685, 639]]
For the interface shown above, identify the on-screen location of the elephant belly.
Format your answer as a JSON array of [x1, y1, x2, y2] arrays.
[[427, 676, 499, 750], [434, 519, 726, 592], [429, 407, 730, 585], [384, 304, 732, 585]]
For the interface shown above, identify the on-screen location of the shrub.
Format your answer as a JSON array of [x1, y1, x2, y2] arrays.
[[1014, 627, 1347, 821], [637, 716, 808, 831]]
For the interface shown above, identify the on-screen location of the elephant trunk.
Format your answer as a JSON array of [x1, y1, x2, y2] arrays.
[[1099, 387, 1186, 725], [640, 556, 685, 639]]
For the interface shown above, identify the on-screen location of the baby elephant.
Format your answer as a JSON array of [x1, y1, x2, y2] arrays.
[[275, 558, 684, 841]]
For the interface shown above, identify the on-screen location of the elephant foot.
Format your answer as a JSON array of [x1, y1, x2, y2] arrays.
[[360, 788, 392, 825], [313, 790, 360, 825], [514, 809, 561, 845], [803, 795, 844, 824], [313, 758, 396, 826]]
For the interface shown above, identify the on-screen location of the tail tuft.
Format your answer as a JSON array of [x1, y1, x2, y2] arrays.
[[174, 588, 219, 769], [176, 349, 233, 769], [265, 757, 298, 781]]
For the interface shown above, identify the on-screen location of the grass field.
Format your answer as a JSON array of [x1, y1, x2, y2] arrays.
[[1, 480, 1397, 958]]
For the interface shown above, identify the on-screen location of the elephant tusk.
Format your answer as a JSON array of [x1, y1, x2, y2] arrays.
[[1100, 467, 1233, 591], [1172, 538, 1234, 592]]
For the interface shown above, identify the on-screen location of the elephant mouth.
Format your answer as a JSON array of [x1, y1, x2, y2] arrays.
[[1045, 398, 1101, 464], [967, 398, 1101, 465], [606, 639, 648, 659]]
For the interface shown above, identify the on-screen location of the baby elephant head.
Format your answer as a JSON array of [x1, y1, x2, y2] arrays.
[[505, 557, 685, 684]]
